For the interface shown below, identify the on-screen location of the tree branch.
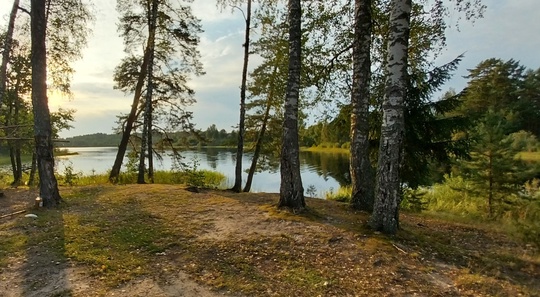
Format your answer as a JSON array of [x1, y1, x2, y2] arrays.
[[17, 6, 30, 15]]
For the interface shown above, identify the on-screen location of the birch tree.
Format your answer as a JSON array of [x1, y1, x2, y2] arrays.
[[370, 0, 411, 234], [279, 0, 304, 210]]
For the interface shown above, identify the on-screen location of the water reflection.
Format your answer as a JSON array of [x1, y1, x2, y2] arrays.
[[55, 147, 351, 195], [300, 151, 351, 186]]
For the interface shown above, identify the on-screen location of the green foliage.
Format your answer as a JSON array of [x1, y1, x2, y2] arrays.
[[423, 175, 540, 247], [400, 188, 428, 212], [460, 58, 540, 138], [169, 157, 226, 188], [458, 110, 540, 216], [424, 175, 493, 218], [183, 159, 205, 188], [125, 150, 139, 174], [59, 160, 82, 186]]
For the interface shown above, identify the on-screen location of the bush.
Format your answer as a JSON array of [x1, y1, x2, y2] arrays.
[[401, 188, 428, 212]]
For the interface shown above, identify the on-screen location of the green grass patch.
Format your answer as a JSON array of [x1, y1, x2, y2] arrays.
[[301, 146, 349, 153], [59, 187, 175, 286], [0, 232, 27, 266], [325, 186, 351, 202]]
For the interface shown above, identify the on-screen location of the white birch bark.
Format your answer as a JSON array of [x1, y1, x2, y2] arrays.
[[370, 0, 412, 234]]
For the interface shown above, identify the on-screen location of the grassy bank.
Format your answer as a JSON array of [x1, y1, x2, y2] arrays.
[[326, 177, 540, 248], [301, 146, 349, 153]]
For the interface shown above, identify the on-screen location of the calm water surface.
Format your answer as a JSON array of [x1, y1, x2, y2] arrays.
[[56, 147, 350, 196]]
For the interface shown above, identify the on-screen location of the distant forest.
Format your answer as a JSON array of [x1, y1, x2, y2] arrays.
[[57, 126, 240, 148]]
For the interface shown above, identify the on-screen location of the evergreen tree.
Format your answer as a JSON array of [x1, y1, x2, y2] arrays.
[[460, 110, 538, 217]]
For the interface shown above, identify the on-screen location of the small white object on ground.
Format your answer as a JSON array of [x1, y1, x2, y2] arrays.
[[24, 214, 38, 218]]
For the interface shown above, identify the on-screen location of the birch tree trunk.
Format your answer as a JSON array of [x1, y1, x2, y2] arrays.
[[137, 0, 158, 184], [31, 0, 62, 207], [370, 0, 411, 234], [0, 0, 20, 110], [231, 0, 252, 192], [279, 0, 305, 210], [350, 0, 374, 211]]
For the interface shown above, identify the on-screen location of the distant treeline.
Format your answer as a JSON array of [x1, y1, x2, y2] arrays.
[[58, 127, 240, 148], [58, 133, 122, 147]]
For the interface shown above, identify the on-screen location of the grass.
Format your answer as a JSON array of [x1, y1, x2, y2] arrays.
[[58, 169, 226, 188], [301, 146, 349, 153], [325, 185, 352, 202]]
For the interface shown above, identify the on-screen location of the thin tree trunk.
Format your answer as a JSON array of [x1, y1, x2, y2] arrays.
[[31, 0, 62, 207], [244, 89, 273, 192], [0, 0, 19, 110], [109, 42, 152, 183], [15, 146, 22, 185], [28, 151, 37, 186], [147, 111, 154, 183], [137, 0, 158, 184], [350, 0, 374, 211], [4, 98, 16, 182], [279, 0, 304, 210], [243, 61, 279, 192], [231, 0, 252, 192], [13, 82, 22, 185], [12, 75, 23, 186], [488, 153, 493, 217], [370, 0, 411, 234]]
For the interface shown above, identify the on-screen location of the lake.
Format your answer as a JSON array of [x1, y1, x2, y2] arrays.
[[55, 147, 351, 196]]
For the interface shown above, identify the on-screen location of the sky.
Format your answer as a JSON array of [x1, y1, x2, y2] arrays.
[[1, 0, 539, 138]]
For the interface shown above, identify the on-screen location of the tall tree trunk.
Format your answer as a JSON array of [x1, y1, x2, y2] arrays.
[[488, 152, 493, 217], [350, 0, 374, 211], [109, 41, 152, 183], [147, 110, 154, 183], [12, 75, 23, 186], [370, 0, 411, 234], [0, 0, 19, 110], [5, 97, 16, 182], [279, 0, 305, 210], [137, 0, 158, 184], [31, 0, 62, 207], [231, 0, 252, 192]]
